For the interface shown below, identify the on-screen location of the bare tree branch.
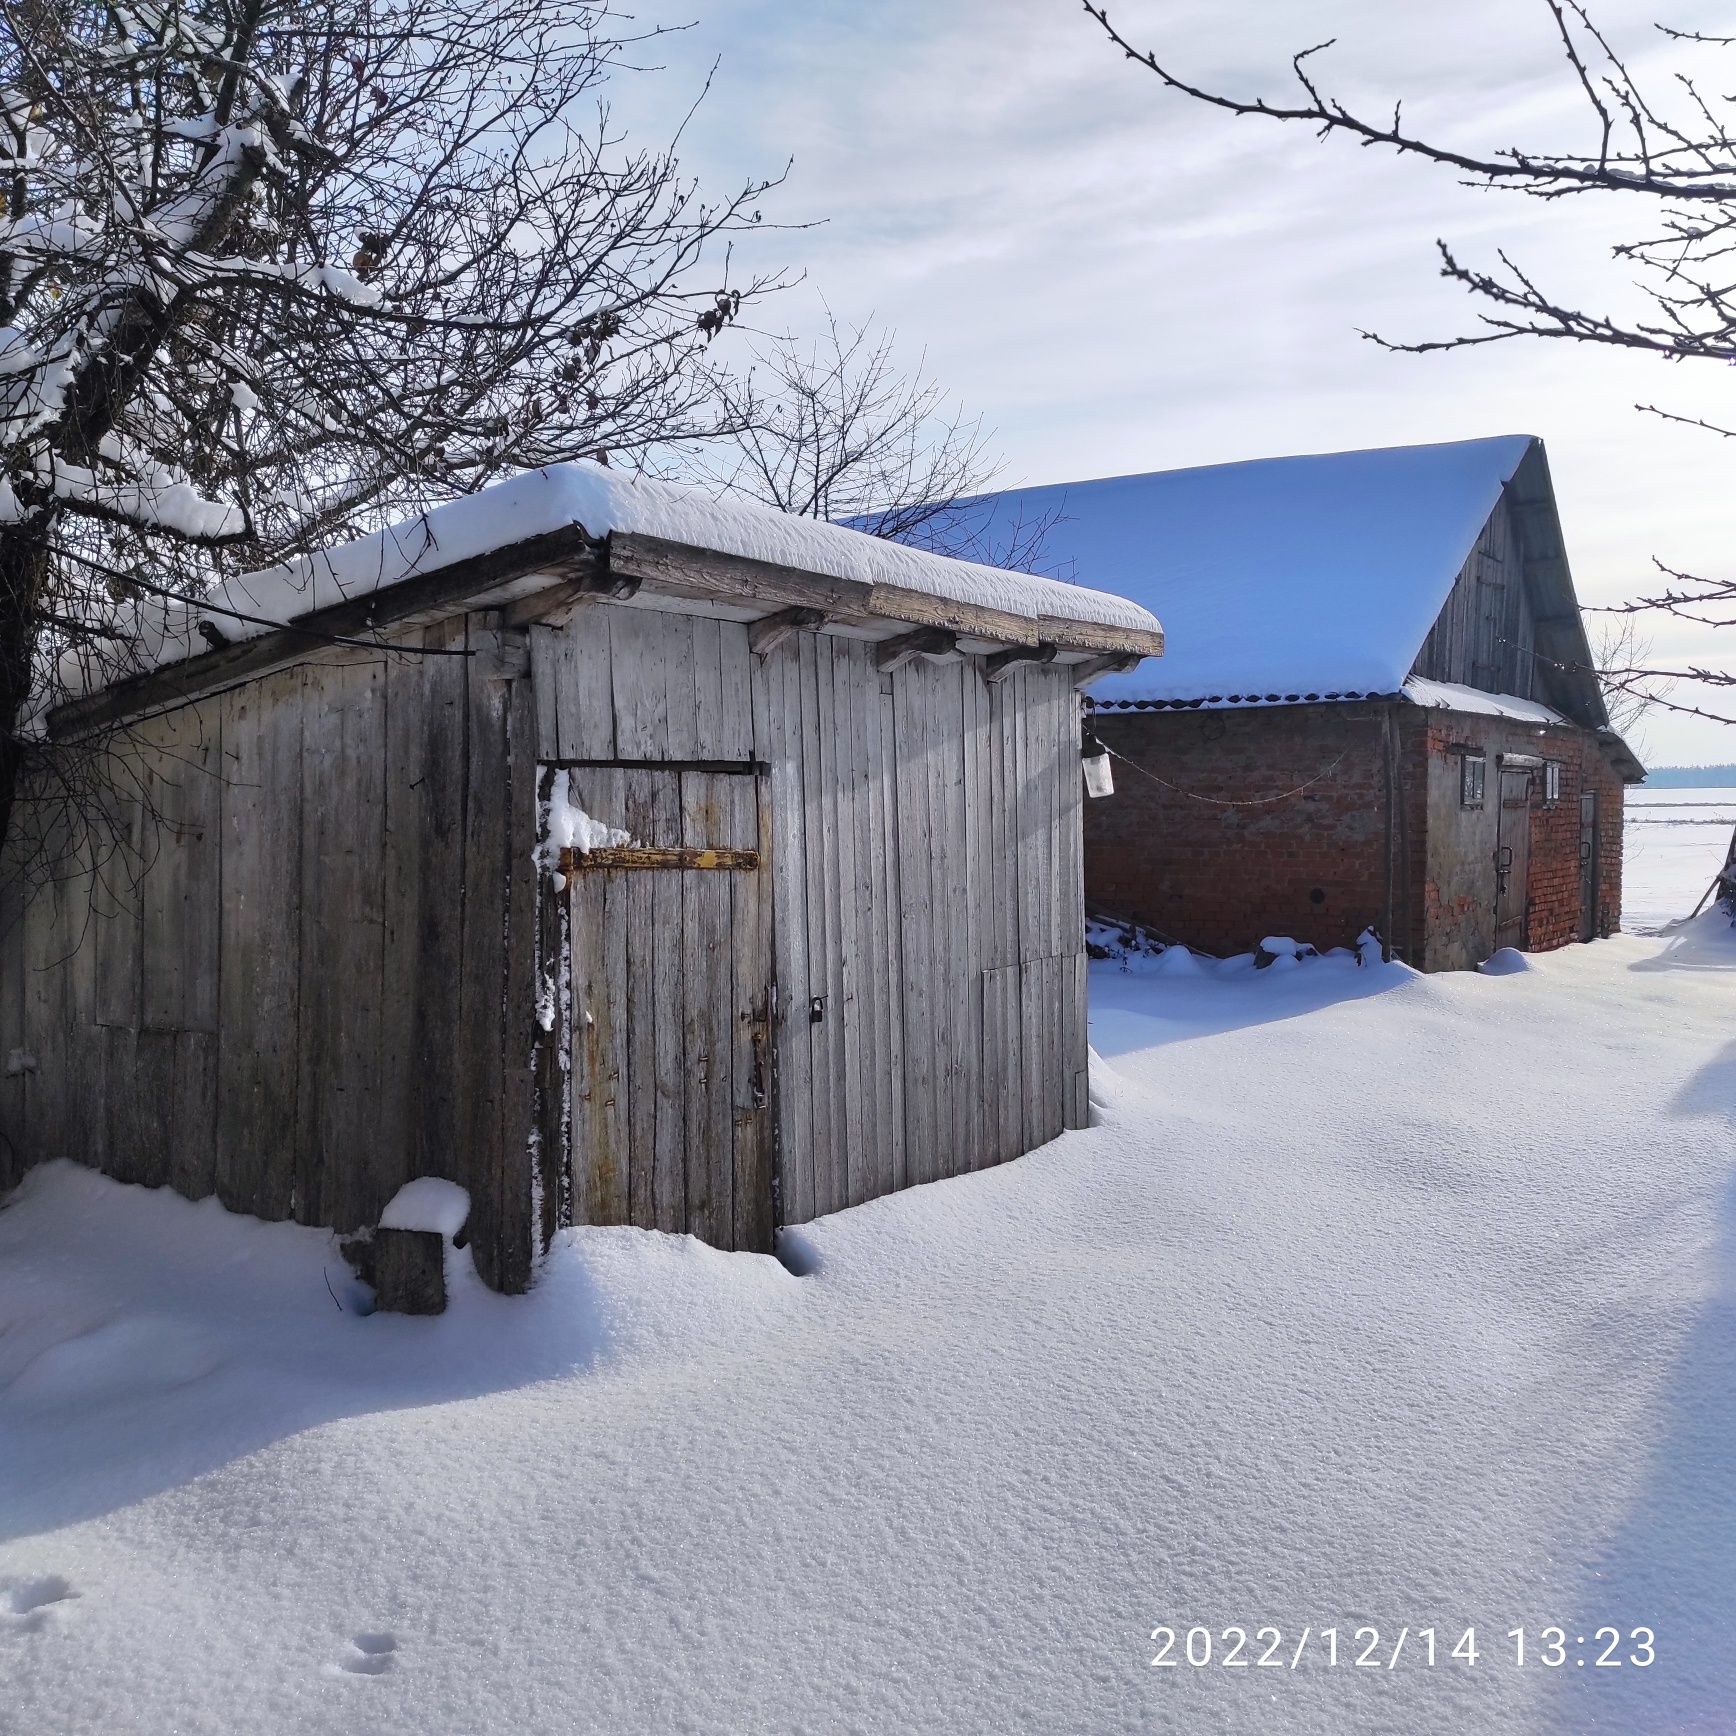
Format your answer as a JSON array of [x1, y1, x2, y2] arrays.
[[695, 309, 1064, 571], [1085, 0, 1736, 723], [0, 0, 793, 870]]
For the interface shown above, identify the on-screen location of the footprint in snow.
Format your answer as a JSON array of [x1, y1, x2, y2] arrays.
[[336, 1632, 399, 1676], [1, 1575, 79, 1634]]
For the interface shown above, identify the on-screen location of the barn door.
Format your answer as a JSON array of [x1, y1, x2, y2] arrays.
[[1578, 791, 1599, 941], [1494, 765, 1533, 951], [549, 764, 774, 1252]]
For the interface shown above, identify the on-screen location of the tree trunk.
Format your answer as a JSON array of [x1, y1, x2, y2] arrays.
[[0, 523, 51, 857]]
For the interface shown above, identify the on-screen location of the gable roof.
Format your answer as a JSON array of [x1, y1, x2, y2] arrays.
[[958, 434, 1603, 713]]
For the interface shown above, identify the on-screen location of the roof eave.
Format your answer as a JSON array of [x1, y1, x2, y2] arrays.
[[48, 525, 1162, 742]]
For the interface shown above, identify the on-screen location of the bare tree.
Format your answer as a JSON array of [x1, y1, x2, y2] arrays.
[[699, 311, 1059, 571], [0, 0, 784, 862], [1592, 615, 1673, 737], [1084, 0, 1736, 722]]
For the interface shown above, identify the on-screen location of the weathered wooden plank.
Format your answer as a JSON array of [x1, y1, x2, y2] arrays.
[[730, 768, 776, 1249], [495, 665, 541, 1291], [806, 633, 847, 1216], [568, 767, 630, 1227], [892, 661, 937, 1187], [691, 615, 725, 760], [662, 611, 700, 762], [215, 670, 303, 1218], [532, 774, 570, 1243], [987, 676, 1019, 974], [91, 742, 144, 1032], [296, 656, 387, 1230], [618, 768, 660, 1230], [842, 641, 882, 1204], [17, 873, 63, 1167], [456, 622, 511, 1282], [960, 661, 988, 1173], [648, 770, 686, 1232], [717, 621, 754, 762], [609, 606, 671, 760], [547, 606, 617, 760], [1018, 954, 1044, 1154], [1044, 673, 1068, 960], [529, 622, 562, 760], [54, 826, 101, 1173], [122, 1027, 175, 1189], [939, 661, 974, 1179], [410, 619, 467, 1191], [757, 643, 813, 1228], [375, 644, 429, 1229], [869, 671, 906, 1196], [138, 704, 222, 1033], [830, 639, 869, 1206], [1061, 950, 1090, 1132], [0, 860, 25, 1187], [983, 961, 1022, 1166], [681, 770, 735, 1243], [170, 1029, 219, 1199]]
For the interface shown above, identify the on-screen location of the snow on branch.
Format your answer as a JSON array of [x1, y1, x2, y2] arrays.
[[0, 0, 793, 860]]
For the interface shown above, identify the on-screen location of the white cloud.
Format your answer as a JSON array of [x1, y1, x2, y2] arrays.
[[627, 0, 1736, 761]]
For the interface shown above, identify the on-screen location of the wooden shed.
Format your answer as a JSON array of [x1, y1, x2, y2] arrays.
[[0, 465, 1162, 1290], [960, 436, 1643, 971]]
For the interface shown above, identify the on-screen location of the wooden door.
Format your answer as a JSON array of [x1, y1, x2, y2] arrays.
[[1494, 766, 1532, 951], [551, 764, 774, 1252], [1578, 791, 1599, 941]]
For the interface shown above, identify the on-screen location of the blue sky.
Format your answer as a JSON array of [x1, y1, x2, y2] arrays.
[[624, 0, 1736, 762]]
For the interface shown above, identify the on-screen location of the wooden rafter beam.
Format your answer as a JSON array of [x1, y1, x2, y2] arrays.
[[875, 626, 956, 672], [748, 605, 827, 657], [983, 642, 1057, 683], [1069, 652, 1140, 687], [503, 565, 641, 628], [606, 531, 1163, 660]]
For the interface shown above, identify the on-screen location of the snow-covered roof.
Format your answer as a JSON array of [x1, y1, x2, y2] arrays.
[[962, 435, 1537, 707], [1403, 677, 1568, 727], [118, 461, 1161, 681]]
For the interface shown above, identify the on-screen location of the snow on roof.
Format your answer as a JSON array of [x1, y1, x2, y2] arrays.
[[1093, 677, 1572, 725], [963, 435, 1537, 706], [1402, 677, 1568, 727], [119, 461, 1160, 680]]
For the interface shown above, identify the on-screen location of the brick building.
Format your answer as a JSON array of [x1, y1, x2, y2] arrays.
[[974, 435, 1642, 971]]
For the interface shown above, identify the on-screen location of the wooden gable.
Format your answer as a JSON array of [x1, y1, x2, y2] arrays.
[[1407, 440, 1607, 730]]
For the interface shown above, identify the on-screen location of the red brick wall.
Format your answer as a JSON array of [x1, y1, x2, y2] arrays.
[[1084, 705, 1393, 957], [1401, 710, 1626, 970], [1086, 702, 1628, 970]]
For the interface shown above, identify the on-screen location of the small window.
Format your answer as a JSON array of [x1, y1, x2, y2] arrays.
[[1543, 760, 1562, 804], [1461, 754, 1486, 808]]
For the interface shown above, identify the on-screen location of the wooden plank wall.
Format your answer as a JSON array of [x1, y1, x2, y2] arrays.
[[1411, 493, 1538, 699], [750, 634, 1089, 1221], [0, 618, 541, 1291], [3, 594, 1094, 1274], [530, 600, 1091, 1237]]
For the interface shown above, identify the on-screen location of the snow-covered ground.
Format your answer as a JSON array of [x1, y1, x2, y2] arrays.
[[1622, 785, 1736, 933], [4, 876, 1734, 1733]]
